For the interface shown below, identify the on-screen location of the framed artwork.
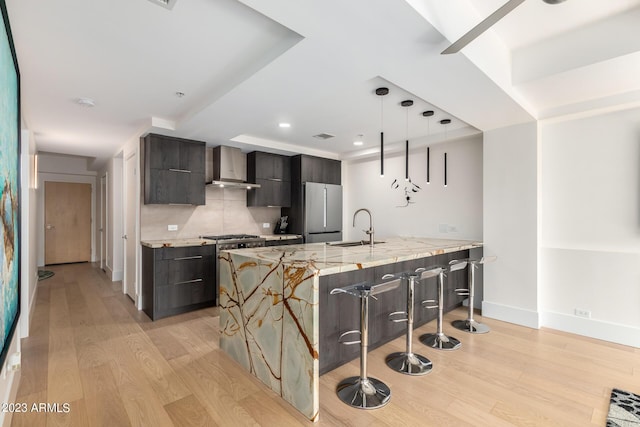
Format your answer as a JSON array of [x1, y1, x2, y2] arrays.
[[0, 0, 21, 372]]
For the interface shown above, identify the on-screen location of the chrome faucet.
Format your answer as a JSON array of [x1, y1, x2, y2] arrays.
[[353, 208, 374, 247]]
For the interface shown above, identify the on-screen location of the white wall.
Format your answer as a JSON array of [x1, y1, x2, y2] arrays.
[[20, 130, 38, 338], [343, 135, 483, 241], [539, 107, 640, 347], [36, 153, 97, 266], [482, 121, 540, 328]]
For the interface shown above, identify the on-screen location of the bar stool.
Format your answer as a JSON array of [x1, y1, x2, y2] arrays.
[[452, 256, 497, 334], [385, 268, 440, 375], [330, 274, 401, 409], [419, 260, 468, 351]]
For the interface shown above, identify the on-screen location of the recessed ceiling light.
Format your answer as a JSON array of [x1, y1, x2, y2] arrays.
[[279, 123, 291, 128], [175, 91, 185, 98], [353, 134, 364, 146], [75, 97, 96, 108]]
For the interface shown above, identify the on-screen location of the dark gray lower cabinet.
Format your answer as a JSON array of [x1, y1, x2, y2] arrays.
[[318, 250, 468, 374], [142, 245, 216, 320]]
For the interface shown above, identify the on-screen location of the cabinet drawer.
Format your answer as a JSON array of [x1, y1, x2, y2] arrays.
[[159, 245, 214, 260], [155, 280, 215, 312]]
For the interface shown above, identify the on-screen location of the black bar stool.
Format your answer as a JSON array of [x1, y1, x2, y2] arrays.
[[419, 260, 467, 351], [385, 269, 440, 375], [330, 274, 401, 409], [452, 256, 497, 334]]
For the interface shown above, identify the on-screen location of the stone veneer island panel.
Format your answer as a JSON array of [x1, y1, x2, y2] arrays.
[[218, 237, 482, 421]]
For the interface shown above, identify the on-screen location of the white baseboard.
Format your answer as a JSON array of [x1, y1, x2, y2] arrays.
[[541, 310, 640, 348], [482, 301, 540, 329]]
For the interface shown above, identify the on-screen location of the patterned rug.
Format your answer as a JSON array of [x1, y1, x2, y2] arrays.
[[607, 388, 640, 426], [38, 270, 54, 281]]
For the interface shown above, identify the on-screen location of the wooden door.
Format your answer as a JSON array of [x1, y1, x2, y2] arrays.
[[45, 181, 91, 265], [124, 154, 137, 302]]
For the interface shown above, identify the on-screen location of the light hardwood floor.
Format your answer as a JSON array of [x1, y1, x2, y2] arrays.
[[11, 262, 640, 426]]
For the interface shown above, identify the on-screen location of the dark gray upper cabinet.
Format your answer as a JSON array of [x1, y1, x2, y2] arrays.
[[246, 151, 291, 207], [298, 155, 341, 185], [143, 134, 205, 205]]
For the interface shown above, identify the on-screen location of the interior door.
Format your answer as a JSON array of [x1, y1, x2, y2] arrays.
[[45, 181, 91, 265], [124, 154, 137, 302]]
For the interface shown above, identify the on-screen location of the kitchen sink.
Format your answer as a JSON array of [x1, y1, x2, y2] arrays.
[[327, 240, 385, 247]]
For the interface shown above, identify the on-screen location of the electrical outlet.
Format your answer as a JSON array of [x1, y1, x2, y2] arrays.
[[448, 225, 458, 233], [262, 223, 270, 229], [574, 308, 591, 318], [438, 224, 448, 233], [167, 224, 178, 231]]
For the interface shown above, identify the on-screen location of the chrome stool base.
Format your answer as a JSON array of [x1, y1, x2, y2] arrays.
[[451, 319, 490, 334], [385, 352, 433, 375], [420, 333, 461, 351], [336, 376, 391, 409]]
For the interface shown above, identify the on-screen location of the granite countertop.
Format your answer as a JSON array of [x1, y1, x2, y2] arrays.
[[221, 236, 482, 276], [260, 234, 302, 240], [141, 238, 216, 248]]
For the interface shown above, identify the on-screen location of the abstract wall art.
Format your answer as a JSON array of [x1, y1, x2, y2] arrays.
[[0, 0, 21, 372]]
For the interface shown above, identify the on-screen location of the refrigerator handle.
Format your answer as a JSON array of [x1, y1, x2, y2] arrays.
[[323, 187, 327, 228]]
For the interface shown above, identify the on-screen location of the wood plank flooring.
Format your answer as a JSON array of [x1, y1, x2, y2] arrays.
[[12, 263, 640, 426]]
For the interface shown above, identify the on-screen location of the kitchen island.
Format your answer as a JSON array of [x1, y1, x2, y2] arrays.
[[218, 237, 482, 421]]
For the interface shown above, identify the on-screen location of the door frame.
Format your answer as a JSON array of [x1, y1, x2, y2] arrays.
[[38, 173, 96, 267], [123, 152, 138, 304], [100, 174, 107, 270]]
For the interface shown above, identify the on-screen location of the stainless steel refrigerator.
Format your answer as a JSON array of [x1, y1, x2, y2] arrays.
[[303, 182, 342, 243]]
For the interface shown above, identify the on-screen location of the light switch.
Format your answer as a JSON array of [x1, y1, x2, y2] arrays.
[[262, 223, 270, 229], [168, 225, 178, 231]]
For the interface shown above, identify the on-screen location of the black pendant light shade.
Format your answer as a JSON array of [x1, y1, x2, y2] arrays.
[[440, 118, 451, 187], [376, 87, 389, 177], [444, 152, 448, 187], [401, 100, 413, 181], [423, 111, 433, 184], [426, 146, 430, 183]]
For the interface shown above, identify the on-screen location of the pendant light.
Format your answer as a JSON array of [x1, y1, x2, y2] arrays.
[[401, 100, 413, 181], [423, 110, 434, 184], [440, 119, 451, 187], [376, 87, 389, 177]]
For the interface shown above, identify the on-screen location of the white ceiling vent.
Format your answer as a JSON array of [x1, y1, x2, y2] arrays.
[[147, 0, 177, 10], [313, 133, 335, 140]]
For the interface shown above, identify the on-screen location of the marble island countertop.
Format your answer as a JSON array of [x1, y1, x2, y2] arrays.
[[140, 238, 216, 248], [260, 234, 302, 241], [221, 236, 482, 276]]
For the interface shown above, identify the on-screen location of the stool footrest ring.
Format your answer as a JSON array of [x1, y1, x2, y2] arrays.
[[454, 288, 470, 296], [388, 311, 408, 323], [338, 330, 361, 345], [421, 299, 438, 309]]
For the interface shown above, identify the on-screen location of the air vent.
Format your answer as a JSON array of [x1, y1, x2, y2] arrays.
[[147, 0, 177, 10], [313, 133, 335, 140]]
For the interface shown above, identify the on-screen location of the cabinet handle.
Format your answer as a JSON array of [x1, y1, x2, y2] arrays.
[[173, 256, 203, 261], [169, 168, 192, 173], [175, 278, 203, 285], [267, 178, 283, 182]]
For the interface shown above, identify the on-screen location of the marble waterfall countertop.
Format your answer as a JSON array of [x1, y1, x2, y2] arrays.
[[222, 236, 482, 276], [260, 234, 302, 241], [218, 236, 482, 422]]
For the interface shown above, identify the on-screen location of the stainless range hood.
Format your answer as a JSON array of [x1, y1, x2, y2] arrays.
[[206, 146, 261, 189]]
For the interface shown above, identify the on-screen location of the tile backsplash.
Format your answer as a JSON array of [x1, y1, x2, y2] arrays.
[[141, 186, 282, 240]]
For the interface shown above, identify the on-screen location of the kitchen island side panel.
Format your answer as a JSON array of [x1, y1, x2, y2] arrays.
[[218, 251, 320, 421]]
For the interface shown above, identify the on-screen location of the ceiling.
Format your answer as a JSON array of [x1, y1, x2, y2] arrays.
[[6, 0, 640, 169]]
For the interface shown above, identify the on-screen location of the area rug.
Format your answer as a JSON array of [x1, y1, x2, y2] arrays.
[[37, 270, 54, 281], [607, 388, 640, 426]]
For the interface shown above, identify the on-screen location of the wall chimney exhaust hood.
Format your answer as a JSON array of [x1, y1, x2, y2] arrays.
[[206, 146, 261, 189]]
